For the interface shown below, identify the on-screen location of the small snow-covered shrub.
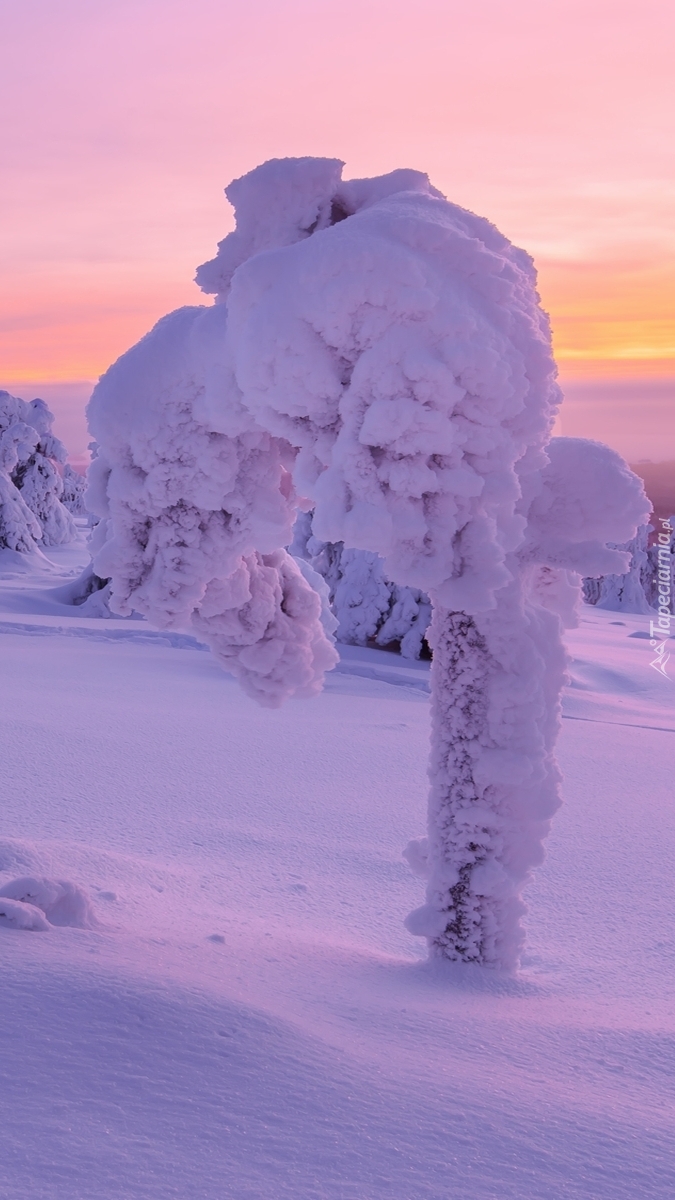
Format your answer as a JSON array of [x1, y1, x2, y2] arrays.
[[50, 561, 113, 617], [0, 896, 50, 931]]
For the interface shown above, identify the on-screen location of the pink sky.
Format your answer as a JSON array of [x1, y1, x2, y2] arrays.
[[1, 0, 673, 460]]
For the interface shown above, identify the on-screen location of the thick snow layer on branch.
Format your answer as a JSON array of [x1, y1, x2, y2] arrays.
[[86, 303, 337, 705], [226, 181, 561, 612], [18, 456, 76, 546], [523, 437, 650, 578], [192, 548, 338, 705], [196, 157, 345, 300]]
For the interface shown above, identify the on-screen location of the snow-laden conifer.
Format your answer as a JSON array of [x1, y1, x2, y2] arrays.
[[0, 392, 76, 547], [61, 464, 89, 516], [583, 524, 653, 613], [88, 158, 649, 966], [292, 513, 432, 657], [0, 406, 41, 551]]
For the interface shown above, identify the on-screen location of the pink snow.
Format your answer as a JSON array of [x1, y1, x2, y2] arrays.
[[0, 533, 673, 1198]]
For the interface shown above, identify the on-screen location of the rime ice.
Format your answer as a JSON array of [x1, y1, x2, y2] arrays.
[[87, 158, 650, 965]]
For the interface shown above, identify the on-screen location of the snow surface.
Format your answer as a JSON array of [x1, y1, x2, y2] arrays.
[[1, 532, 674, 1198]]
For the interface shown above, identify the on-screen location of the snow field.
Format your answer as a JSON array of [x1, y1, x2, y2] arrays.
[[0, 541, 674, 1198]]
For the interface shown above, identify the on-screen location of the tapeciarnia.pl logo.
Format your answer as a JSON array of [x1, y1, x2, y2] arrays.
[[649, 517, 673, 679]]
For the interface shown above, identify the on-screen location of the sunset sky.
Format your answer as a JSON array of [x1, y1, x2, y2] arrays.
[[1, 0, 673, 461]]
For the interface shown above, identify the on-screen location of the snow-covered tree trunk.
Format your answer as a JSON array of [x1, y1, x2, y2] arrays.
[[422, 608, 495, 960], [407, 585, 565, 968]]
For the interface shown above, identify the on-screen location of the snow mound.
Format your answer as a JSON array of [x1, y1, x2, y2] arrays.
[[0, 896, 50, 931], [0, 838, 42, 874], [0, 876, 98, 929]]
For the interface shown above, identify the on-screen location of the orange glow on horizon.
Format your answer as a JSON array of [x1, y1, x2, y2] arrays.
[[2, 266, 672, 386], [1, 0, 673, 388]]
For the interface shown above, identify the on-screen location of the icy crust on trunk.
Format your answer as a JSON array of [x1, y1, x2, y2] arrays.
[[405, 592, 567, 970], [86, 304, 337, 706], [402, 439, 648, 967], [226, 187, 561, 610]]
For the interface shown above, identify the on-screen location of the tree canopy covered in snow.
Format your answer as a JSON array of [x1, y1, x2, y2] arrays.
[[0, 391, 76, 551], [87, 158, 649, 967]]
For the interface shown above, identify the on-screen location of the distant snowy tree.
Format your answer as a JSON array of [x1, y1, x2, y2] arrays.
[[582, 524, 653, 613], [61, 464, 89, 516], [293, 515, 431, 657], [643, 517, 675, 615], [0, 399, 42, 551], [11, 398, 77, 546], [0, 391, 76, 547], [88, 158, 649, 968]]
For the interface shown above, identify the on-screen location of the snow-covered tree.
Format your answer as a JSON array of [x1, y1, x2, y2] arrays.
[[12, 398, 77, 545], [582, 523, 653, 613], [87, 158, 649, 968], [643, 517, 674, 615], [294, 519, 432, 658], [0, 398, 42, 551], [0, 391, 76, 547], [61, 464, 89, 516]]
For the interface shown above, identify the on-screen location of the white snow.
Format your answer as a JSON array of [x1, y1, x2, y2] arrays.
[[86, 303, 337, 707], [1, 534, 673, 1198], [0, 391, 77, 550], [88, 158, 649, 967]]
